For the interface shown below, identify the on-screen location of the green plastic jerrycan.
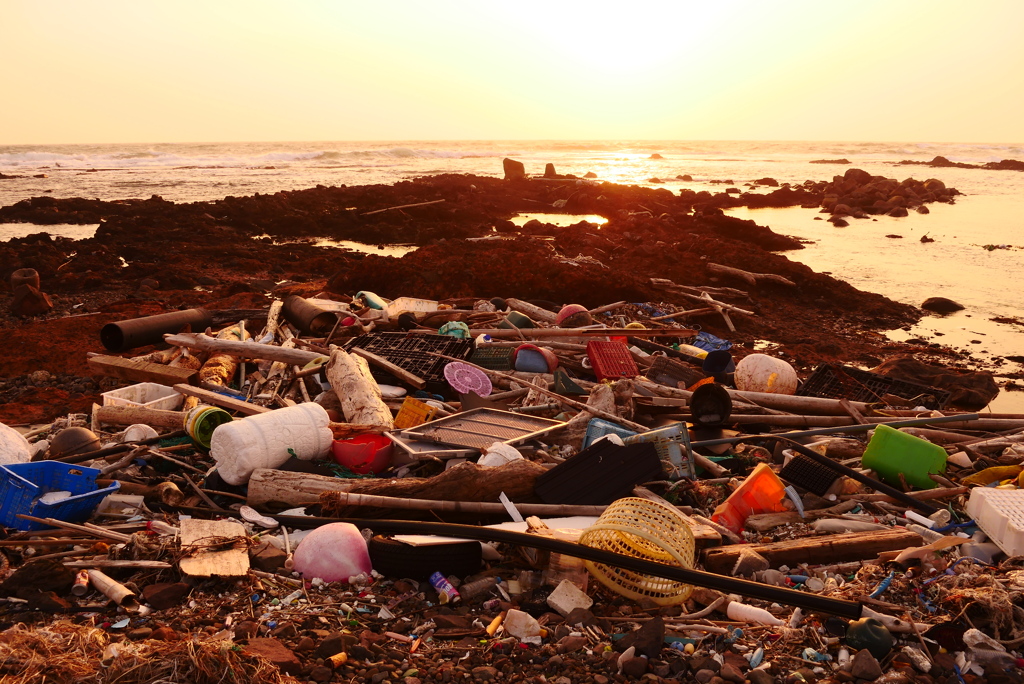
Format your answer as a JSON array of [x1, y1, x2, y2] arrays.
[[861, 423, 947, 490]]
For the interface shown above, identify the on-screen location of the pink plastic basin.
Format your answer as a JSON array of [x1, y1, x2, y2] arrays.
[[331, 434, 393, 475]]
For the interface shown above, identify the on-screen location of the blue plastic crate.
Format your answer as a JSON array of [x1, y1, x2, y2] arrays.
[[583, 417, 638, 449], [0, 461, 120, 531]]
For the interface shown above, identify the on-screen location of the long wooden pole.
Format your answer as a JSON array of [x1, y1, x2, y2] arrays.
[[164, 332, 324, 366], [412, 328, 696, 339], [325, 491, 611, 516]]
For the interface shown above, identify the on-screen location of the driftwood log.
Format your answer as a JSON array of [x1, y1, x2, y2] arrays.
[[326, 348, 393, 429], [164, 332, 324, 366], [707, 263, 796, 287], [247, 459, 548, 508], [93, 404, 185, 429]]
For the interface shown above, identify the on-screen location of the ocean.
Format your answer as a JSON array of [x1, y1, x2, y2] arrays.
[[2, 140, 1023, 409]]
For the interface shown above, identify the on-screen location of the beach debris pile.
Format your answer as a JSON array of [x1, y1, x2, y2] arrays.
[[0, 285, 1021, 684]]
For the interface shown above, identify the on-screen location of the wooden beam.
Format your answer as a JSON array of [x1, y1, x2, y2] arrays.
[[702, 528, 923, 574], [173, 384, 270, 415], [88, 355, 197, 386]]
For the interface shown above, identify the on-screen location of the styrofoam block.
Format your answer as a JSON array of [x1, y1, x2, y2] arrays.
[[547, 578, 593, 618], [503, 608, 542, 644], [966, 487, 1024, 557]]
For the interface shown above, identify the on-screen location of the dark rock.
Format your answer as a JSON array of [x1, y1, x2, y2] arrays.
[[650, 154, 664, 159], [557, 635, 589, 653], [830, 218, 850, 227], [564, 607, 597, 627], [142, 582, 190, 610], [502, 158, 527, 181], [271, 622, 298, 638], [10, 284, 53, 317], [921, 234, 935, 243], [295, 636, 315, 652], [916, 205, 930, 214], [244, 638, 301, 675], [887, 206, 909, 217], [310, 665, 334, 682], [921, 297, 965, 314], [678, 174, 693, 181], [128, 627, 153, 640], [315, 632, 357, 659], [432, 614, 472, 629], [472, 666, 498, 681], [249, 540, 288, 572], [151, 626, 181, 641], [648, 177, 664, 183], [720, 663, 745, 683], [232, 620, 260, 639], [584, 172, 597, 179], [755, 178, 779, 187], [621, 656, 649, 677], [850, 649, 882, 680], [544, 164, 558, 179], [615, 616, 664, 658], [885, 234, 903, 238], [694, 670, 716, 684], [747, 670, 775, 684], [198, 276, 219, 286], [844, 168, 873, 185], [871, 356, 999, 410]]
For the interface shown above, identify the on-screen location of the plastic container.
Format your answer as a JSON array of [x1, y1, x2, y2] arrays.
[[210, 403, 333, 485], [734, 354, 798, 395], [711, 463, 789, 534], [497, 311, 535, 330], [470, 345, 515, 371], [393, 396, 439, 429], [861, 424, 947, 490], [355, 291, 387, 310], [0, 461, 120, 531], [332, 434, 394, 475], [385, 297, 439, 318], [184, 405, 234, 449], [586, 340, 639, 382], [514, 345, 557, 373], [967, 487, 1024, 557], [583, 417, 638, 449], [578, 497, 695, 606], [623, 422, 696, 480], [102, 382, 183, 411]]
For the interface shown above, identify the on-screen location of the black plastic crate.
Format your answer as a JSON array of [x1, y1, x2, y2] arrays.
[[648, 355, 707, 390], [779, 453, 841, 497], [344, 332, 474, 388], [470, 346, 515, 371], [796, 363, 952, 409]]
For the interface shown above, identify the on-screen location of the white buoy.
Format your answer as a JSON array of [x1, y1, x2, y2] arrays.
[[734, 353, 798, 395]]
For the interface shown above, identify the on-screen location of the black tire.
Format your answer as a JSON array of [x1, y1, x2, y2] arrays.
[[368, 535, 481, 581]]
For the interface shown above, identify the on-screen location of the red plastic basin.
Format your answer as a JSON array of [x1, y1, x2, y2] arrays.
[[331, 434, 393, 475]]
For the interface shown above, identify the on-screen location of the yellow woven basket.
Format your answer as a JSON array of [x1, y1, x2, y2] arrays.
[[578, 497, 695, 606]]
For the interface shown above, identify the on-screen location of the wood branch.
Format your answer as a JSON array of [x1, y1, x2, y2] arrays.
[[248, 459, 549, 508], [65, 560, 172, 569], [588, 301, 628, 315], [649, 277, 748, 299], [329, 422, 391, 439], [164, 332, 324, 366], [173, 384, 270, 415], [14, 516, 133, 543], [701, 291, 736, 332], [362, 198, 445, 216], [649, 307, 716, 321], [93, 404, 185, 429], [504, 298, 559, 324], [87, 355, 198, 386], [702, 528, 923, 574], [351, 347, 427, 389], [326, 348, 394, 428], [840, 486, 967, 505], [707, 262, 796, 287]]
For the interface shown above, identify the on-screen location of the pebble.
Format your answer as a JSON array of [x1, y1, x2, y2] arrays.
[[851, 650, 883, 681]]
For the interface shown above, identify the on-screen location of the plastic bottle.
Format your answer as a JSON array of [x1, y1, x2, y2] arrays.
[[543, 552, 589, 591], [459, 576, 500, 599], [726, 601, 784, 626], [475, 334, 494, 347]]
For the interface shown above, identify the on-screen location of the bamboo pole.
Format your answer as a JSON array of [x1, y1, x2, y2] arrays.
[[412, 327, 696, 339], [362, 198, 445, 216], [87, 569, 138, 607], [14, 516, 133, 543]]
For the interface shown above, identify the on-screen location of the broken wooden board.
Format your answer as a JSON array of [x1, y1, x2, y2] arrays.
[[702, 528, 922, 574], [179, 518, 250, 577], [173, 384, 271, 415], [89, 355, 198, 386]]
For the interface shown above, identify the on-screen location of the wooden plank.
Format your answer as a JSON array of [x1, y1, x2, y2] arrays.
[[88, 355, 197, 386], [701, 528, 923, 574], [173, 384, 271, 415], [179, 519, 250, 577], [351, 346, 427, 389]]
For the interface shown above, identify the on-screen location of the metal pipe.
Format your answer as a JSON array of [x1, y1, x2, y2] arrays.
[[282, 295, 340, 336], [273, 515, 864, 619], [101, 308, 212, 352]]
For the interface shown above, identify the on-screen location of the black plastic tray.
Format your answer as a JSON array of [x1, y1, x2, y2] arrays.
[[796, 363, 951, 409], [344, 332, 474, 389]]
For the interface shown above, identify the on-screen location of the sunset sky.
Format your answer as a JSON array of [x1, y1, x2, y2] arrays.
[[2, 0, 1022, 145]]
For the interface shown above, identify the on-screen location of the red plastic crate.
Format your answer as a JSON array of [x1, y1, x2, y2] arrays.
[[586, 340, 639, 382]]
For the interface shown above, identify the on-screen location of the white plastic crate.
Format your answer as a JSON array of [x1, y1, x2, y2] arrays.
[[101, 382, 183, 411], [966, 487, 1024, 557]]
